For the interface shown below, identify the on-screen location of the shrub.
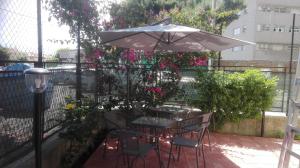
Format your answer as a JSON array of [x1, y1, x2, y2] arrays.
[[191, 69, 278, 128]]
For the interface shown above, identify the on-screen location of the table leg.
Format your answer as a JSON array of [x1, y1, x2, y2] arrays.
[[154, 128, 164, 168]]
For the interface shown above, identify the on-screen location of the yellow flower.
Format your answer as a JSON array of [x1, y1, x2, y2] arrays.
[[65, 103, 76, 110]]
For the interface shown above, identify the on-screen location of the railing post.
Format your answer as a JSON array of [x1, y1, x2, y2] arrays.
[[76, 21, 82, 103], [282, 67, 287, 114], [287, 13, 296, 115], [261, 111, 265, 137], [95, 63, 99, 103]]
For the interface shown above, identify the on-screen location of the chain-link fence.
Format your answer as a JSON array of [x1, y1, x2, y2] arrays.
[[0, 0, 76, 166], [0, 0, 37, 166], [0, 61, 77, 166]]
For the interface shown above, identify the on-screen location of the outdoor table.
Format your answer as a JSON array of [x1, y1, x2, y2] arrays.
[[131, 116, 176, 168]]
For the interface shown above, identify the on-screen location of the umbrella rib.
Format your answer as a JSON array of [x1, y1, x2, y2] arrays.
[[100, 32, 144, 45], [170, 32, 195, 43], [170, 32, 177, 41], [188, 35, 215, 51], [152, 32, 166, 52], [143, 32, 162, 41], [143, 32, 169, 44]]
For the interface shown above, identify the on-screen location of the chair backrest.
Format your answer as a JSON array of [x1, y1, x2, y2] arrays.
[[201, 112, 213, 123], [198, 112, 213, 128], [116, 130, 141, 154], [176, 117, 199, 135]]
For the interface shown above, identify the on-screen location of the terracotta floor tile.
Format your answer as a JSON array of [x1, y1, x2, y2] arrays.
[[84, 133, 299, 168]]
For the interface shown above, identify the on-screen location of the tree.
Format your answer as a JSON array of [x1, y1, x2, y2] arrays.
[[109, 0, 208, 28], [0, 46, 10, 66]]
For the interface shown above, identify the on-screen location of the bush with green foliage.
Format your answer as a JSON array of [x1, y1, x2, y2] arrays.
[[191, 69, 278, 128]]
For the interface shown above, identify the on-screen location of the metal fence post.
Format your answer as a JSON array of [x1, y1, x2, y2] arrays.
[[283, 67, 287, 113], [261, 111, 265, 137], [287, 13, 296, 115], [76, 22, 82, 103]]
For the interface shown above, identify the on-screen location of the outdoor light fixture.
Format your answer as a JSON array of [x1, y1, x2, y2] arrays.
[[24, 68, 50, 168]]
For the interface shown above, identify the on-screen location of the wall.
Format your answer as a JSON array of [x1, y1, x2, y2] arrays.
[[217, 112, 291, 137]]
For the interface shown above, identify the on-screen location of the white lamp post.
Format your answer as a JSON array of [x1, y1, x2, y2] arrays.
[[24, 68, 50, 168]]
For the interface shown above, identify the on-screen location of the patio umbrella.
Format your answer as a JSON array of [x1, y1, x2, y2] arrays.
[[99, 23, 253, 52]]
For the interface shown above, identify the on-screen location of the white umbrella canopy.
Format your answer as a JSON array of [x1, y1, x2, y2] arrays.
[[99, 23, 254, 52]]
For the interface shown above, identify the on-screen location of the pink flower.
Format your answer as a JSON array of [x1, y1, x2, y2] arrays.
[[159, 59, 169, 69], [145, 87, 162, 93], [190, 57, 208, 66], [159, 62, 167, 69], [94, 49, 104, 58], [122, 49, 137, 63], [154, 87, 161, 93]]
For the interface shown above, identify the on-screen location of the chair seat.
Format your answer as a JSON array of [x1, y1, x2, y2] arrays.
[[183, 125, 201, 132], [172, 136, 199, 148], [123, 143, 154, 157]]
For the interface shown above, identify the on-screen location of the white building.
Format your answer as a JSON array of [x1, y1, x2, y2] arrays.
[[57, 49, 85, 62], [221, 0, 300, 67]]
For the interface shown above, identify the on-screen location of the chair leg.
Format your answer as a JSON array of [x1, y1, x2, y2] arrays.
[[201, 144, 206, 168], [116, 138, 120, 151], [126, 154, 130, 168], [142, 157, 146, 168], [177, 146, 182, 161], [103, 137, 108, 158], [122, 154, 126, 165], [130, 156, 138, 168], [167, 143, 173, 168], [115, 154, 122, 168], [206, 128, 212, 151], [195, 148, 199, 168]]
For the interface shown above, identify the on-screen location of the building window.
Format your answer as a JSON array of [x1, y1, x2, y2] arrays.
[[261, 24, 271, 31], [258, 5, 271, 12], [257, 24, 261, 31], [257, 43, 269, 50], [278, 26, 285, 32], [258, 5, 291, 13], [289, 26, 300, 33], [257, 24, 299, 33], [273, 25, 285, 32], [272, 44, 284, 51], [232, 46, 244, 52], [287, 45, 299, 51], [242, 26, 247, 33], [233, 28, 241, 35]]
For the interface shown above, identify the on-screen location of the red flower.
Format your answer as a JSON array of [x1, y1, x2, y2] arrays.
[[122, 49, 137, 63], [94, 49, 104, 58], [144, 51, 154, 60], [190, 57, 208, 66]]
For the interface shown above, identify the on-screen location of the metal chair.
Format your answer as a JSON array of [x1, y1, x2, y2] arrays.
[[167, 122, 206, 168], [182, 112, 213, 151], [115, 129, 155, 168]]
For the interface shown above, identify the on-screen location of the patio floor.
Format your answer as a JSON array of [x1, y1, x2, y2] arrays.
[[84, 133, 300, 168]]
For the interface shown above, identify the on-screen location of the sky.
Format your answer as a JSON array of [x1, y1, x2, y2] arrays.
[[0, 0, 77, 56], [0, 0, 119, 57]]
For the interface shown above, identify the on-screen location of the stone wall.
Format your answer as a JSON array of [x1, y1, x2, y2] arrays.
[[217, 112, 290, 138]]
